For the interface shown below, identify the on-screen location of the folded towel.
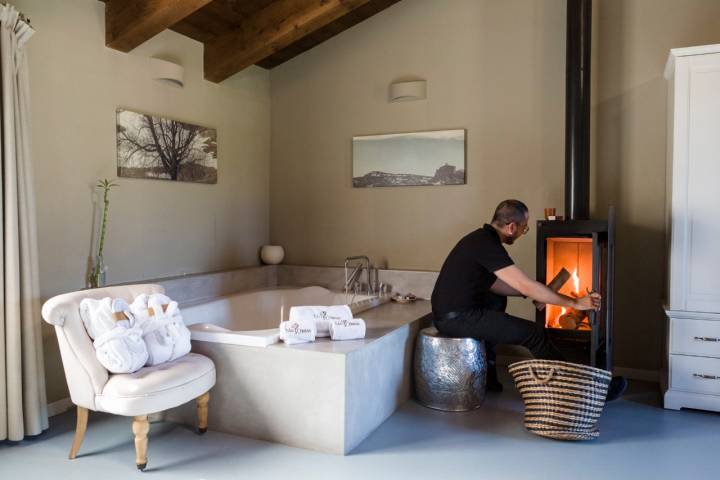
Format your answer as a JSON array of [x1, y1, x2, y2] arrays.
[[329, 318, 366, 341], [279, 318, 317, 345], [289, 305, 353, 338], [79, 297, 148, 373]]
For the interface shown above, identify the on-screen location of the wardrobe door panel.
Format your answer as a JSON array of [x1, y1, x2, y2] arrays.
[[686, 57, 720, 312]]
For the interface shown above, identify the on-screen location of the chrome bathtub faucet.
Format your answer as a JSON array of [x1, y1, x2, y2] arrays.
[[344, 255, 378, 296]]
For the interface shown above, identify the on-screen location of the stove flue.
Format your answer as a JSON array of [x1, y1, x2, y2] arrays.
[[535, 0, 615, 370]]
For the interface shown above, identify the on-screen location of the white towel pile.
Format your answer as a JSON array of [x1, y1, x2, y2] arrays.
[[80, 293, 191, 374], [279, 305, 366, 345], [289, 305, 353, 338]]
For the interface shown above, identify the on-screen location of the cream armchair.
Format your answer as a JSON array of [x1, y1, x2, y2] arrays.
[[41, 284, 216, 471]]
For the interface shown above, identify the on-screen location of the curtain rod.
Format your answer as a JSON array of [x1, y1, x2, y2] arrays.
[[1, 2, 32, 27]]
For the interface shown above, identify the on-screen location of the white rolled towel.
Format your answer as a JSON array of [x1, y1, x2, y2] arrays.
[[279, 318, 317, 345], [289, 305, 353, 338], [79, 297, 148, 373], [329, 318, 366, 341]]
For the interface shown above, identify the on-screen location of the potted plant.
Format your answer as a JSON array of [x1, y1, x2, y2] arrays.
[[88, 179, 118, 288]]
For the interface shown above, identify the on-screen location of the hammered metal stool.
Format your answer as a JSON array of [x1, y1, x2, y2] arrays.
[[413, 327, 487, 411]]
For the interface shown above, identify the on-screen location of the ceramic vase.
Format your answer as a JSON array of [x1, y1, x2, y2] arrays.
[[260, 245, 285, 265]]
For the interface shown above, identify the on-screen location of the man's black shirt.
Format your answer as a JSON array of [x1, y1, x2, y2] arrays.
[[431, 224, 514, 315]]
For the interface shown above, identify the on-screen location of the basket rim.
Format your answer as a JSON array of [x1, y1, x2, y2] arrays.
[[508, 359, 612, 378], [528, 427, 600, 441]]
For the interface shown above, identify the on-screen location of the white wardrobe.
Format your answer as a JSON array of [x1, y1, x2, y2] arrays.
[[664, 44, 720, 412]]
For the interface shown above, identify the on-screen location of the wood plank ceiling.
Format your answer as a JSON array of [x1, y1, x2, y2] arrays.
[[100, 0, 401, 83]]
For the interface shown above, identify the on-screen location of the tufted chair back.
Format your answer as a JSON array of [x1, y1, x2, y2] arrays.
[[41, 284, 165, 410]]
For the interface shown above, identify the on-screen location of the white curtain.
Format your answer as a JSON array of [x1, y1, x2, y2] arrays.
[[0, 5, 47, 441]]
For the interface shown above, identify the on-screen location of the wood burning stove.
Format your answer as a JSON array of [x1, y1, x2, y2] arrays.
[[534, 0, 615, 370], [535, 211, 615, 370]]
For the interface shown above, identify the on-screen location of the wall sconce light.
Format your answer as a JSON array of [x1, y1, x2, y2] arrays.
[[389, 80, 426, 102], [149, 57, 184, 88]]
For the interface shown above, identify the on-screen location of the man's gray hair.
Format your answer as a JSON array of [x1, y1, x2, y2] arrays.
[[491, 199, 529, 226]]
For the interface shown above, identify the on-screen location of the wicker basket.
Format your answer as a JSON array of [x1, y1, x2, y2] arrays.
[[508, 360, 612, 441]]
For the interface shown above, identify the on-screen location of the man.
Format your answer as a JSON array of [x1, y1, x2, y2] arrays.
[[431, 199, 627, 401]]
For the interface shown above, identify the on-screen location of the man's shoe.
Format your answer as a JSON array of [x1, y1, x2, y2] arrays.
[[486, 364, 503, 392], [606, 376, 628, 402]]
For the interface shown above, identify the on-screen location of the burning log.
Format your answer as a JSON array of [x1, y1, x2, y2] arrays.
[[548, 267, 571, 292], [558, 314, 577, 330], [577, 318, 592, 331], [559, 309, 585, 329], [536, 268, 572, 312]]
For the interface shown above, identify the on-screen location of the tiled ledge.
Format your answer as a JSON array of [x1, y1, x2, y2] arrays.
[[276, 265, 438, 300], [153, 265, 278, 304], [146, 264, 438, 304]]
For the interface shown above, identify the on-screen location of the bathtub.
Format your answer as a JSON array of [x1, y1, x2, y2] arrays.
[[181, 286, 384, 347], [168, 284, 431, 454]]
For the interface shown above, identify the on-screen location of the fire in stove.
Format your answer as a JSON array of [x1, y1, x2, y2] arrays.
[[544, 237, 593, 331], [548, 269, 591, 331]]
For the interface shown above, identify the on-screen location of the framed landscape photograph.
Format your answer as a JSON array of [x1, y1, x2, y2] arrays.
[[116, 108, 218, 184], [352, 129, 466, 188]]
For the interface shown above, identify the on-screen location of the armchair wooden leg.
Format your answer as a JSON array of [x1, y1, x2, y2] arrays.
[[132, 415, 150, 471], [197, 391, 210, 434], [68, 406, 88, 460]]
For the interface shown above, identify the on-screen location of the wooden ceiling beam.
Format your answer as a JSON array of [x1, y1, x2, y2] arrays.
[[204, 0, 371, 83], [105, 0, 214, 52]]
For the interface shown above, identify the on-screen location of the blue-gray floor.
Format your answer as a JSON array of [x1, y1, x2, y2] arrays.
[[1, 374, 718, 480]]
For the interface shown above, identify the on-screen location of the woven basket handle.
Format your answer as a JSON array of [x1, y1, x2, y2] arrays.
[[529, 366, 556, 385]]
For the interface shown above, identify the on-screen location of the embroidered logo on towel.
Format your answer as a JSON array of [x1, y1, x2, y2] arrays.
[[331, 319, 361, 327], [284, 321, 312, 335], [314, 311, 346, 322]]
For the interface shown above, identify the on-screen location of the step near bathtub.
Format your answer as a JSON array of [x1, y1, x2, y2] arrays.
[[189, 324, 281, 347]]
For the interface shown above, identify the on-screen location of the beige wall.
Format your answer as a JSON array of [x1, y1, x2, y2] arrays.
[[270, 0, 720, 371], [17, 0, 270, 402], [593, 0, 720, 371], [20, 0, 720, 403]]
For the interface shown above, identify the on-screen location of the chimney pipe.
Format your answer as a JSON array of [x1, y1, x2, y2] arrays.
[[564, 0, 592, 220]]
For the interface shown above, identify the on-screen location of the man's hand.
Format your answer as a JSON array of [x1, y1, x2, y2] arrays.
[[574, 292, 601, 311]]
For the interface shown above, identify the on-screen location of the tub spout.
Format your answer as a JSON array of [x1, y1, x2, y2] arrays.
[[344, 256, 374, 296]]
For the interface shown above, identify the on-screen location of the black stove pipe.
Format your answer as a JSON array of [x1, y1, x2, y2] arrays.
[[564, 0, 592, 220]]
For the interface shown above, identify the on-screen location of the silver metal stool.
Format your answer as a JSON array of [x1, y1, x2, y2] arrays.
[[413, 327, 487, 411]]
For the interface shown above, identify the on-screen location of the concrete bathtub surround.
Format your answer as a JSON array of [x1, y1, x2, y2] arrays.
[[168, 298, 432, 454], [143, 264, 435, 453]]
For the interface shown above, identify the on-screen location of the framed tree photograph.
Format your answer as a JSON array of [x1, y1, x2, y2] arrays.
[[352, 129, 466, 188], [116, 108, 218, 184]]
